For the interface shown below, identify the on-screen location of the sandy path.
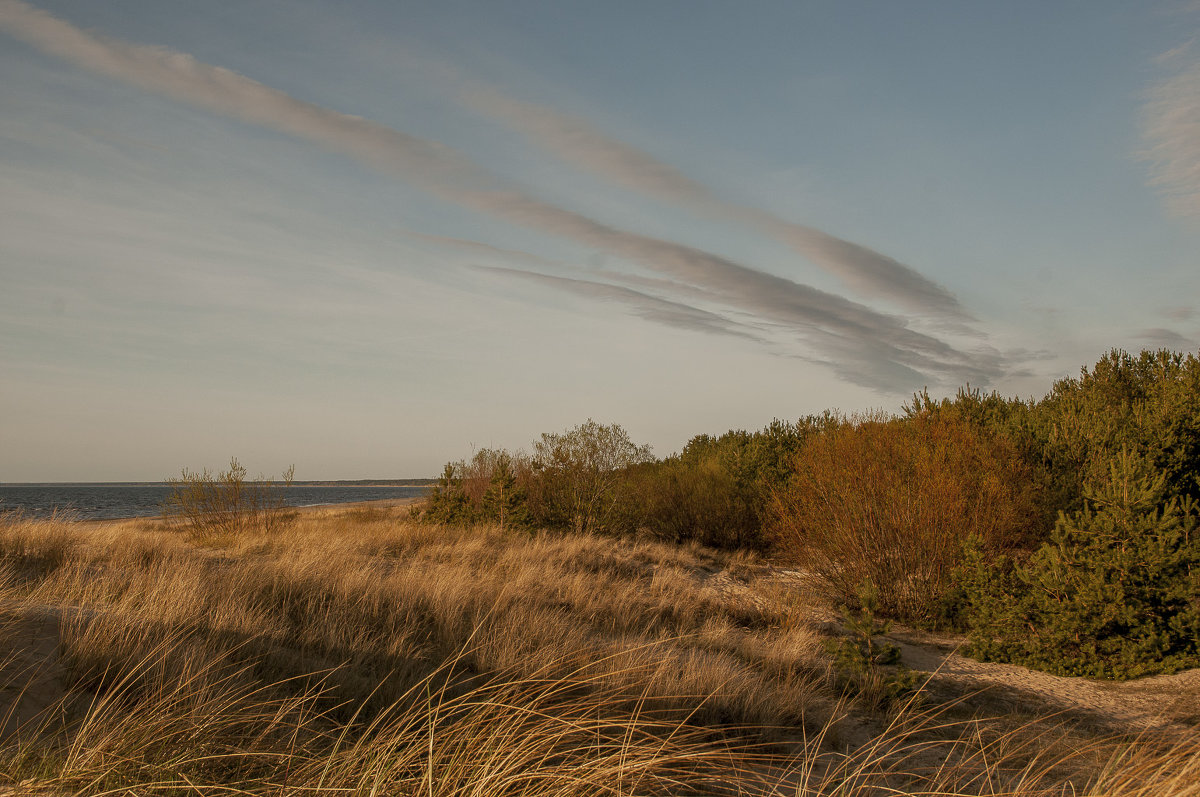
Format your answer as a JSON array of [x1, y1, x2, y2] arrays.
[[886, 626, 1200, 733], [714, 564, 1200, 736]]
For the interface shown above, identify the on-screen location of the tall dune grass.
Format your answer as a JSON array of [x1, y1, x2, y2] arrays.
[[4, 635, 767, 795], [0, 508, 1196, 794], [1, 508, 829, 731]]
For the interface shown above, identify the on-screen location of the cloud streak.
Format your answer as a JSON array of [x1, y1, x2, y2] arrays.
[[476, 266, 768, 342], [1143, 47, 1200, 220], [0, 0, 1000, 391], [456, 189, 998, 384], [0, 0, 495, 191], [1137, 327, 1197, 351], [462, 87, 968, 319], [401, 228, 564, 269]]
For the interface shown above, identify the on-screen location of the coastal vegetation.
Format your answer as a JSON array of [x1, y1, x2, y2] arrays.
[[426, 347, 1200, 677], [1, 504, 1198, 795], [0, 347, 1196, 794], [162, 456, 296, 544]]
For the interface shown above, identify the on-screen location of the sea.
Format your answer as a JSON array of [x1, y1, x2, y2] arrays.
[[0, 482, 432, 521]]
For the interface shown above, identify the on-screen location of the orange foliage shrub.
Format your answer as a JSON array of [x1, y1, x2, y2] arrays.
[[769, 414, 1047, 624]]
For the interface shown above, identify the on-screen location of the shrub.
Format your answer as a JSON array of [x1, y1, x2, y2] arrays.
[[423, 448, 531, 530], [162, 457, 294, 542], [423, 462, 475, 525], [906, 350, 1200, 519], [424, 422, 653, 536], [634, 456, 761, 549], [424, 417, 819, 548], [636, 418, 817, 550], [525, 420, 653, 535], [481, 450, 529, 532], [769, 413, 1047, 624], [963, 449, 1200, 679]]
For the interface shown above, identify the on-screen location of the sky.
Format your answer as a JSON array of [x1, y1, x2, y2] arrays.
[[2, 1, 1199, 481]]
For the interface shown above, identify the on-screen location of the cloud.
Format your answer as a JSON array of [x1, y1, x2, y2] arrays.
[[1163, 305, 1196, 322], [460, 189, 1001, 384], [0, 0, 494, 191], [0, 0, 1001, 391], [591, 269, 733, 307], [1142, 50, 1200, 220], [475, 266, 768, 342], [1153, 38, 1196, 66], [1137, 327, 1197, 351], [401, 229, 562, 269], [461, 86, 968, 319]]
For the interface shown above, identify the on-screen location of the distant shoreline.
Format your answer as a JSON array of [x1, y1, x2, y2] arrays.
[[2, 482, 433, 522], [83, 496, 426, 525], [0, 479, 437, 487]]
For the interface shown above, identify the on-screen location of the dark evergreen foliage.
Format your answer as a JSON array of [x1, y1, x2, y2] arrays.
[[1029, 349, 1200, 511], [963, 450, 1200, 679], [481, 452, 529, 532], [827, 582, 922, 710], [424, 462, 475, 526], [635, 416, 816, 550]]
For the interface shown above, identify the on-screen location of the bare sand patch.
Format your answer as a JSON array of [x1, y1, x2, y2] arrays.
[[885, 625, 1200, 734], [0, 608, 68, 739]]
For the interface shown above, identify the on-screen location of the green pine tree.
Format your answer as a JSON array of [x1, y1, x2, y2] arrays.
[[425, 462, 474, 525], [965, 450, 1200, 679], [827, 581, 921, 711], [481, 452, 529, 532]]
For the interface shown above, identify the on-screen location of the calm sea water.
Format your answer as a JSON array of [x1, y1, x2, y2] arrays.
[[0, 482, 432, 521]]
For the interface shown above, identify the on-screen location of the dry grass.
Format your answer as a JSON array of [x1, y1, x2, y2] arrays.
[[0, 506, 1195, 795]]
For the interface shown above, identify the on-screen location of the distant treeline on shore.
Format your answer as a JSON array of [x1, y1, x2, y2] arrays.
[[422, 347, 1200, 681]]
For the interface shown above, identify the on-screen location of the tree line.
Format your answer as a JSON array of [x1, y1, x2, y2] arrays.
[[423, 348, 1200, 679]]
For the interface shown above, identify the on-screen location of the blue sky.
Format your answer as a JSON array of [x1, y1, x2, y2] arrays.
[[2, 0, 1198, 481]]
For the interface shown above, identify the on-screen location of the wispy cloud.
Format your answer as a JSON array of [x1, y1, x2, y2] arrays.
[[447, 188, 999, 385], [1143, 44, 1200, 220], [401, 229, 563, 269], [413, 231, 1002, 387], [0, 0, 494, 190], [1137, 327, 1196, 351], [461, 86, 968, 319], [0, 0, 1002, 391], [475, 266, 767, 342]]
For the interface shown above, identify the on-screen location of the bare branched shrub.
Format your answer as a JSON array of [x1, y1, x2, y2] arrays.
[[770, 414, 1046, 624], [162, 457, 295, 543]]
